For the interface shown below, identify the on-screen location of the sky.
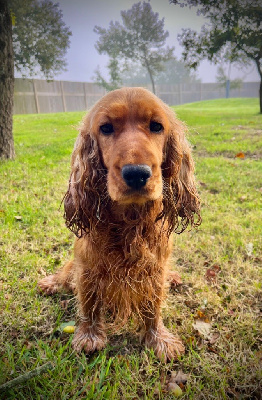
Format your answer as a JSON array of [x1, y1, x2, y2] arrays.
[[31, 0, 260, 83]]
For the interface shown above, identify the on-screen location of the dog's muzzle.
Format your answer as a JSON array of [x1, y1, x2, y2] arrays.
[[121, 164, 152, 190]]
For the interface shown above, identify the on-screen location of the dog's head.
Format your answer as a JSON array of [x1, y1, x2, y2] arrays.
[[64, 87, 201, 236]]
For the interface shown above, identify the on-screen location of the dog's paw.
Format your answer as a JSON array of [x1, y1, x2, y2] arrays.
[[143, 323, 185, 362], [38, 274, 59, 295], [72, 322, 107, 354]]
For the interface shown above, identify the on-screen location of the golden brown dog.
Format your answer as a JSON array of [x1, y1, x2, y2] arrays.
[[38, 87, 201, 361]]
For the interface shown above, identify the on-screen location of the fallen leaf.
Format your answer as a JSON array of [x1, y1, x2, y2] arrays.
[[235, 152, 245, 159], [205, 264, 221, 283], [193, 320, 212, 338], [196, 310, 209, 322], [170, 370, 188, 385], [212, 264, 221, 272], [206, 268, 217, 282], [168, 271, 182, 287], [208, 332, 220, 345], [246, 243, 253, 257]]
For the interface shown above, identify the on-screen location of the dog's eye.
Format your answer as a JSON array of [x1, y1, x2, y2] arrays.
[[100, 123, 114, 135], [150, 121, 163, 133]]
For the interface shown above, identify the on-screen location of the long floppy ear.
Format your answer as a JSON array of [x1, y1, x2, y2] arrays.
[[63, 114, 107, 237], [161, 109, 201, 234]]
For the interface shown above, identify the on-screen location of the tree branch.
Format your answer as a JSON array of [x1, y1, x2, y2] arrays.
[[0, 362, 54, 392]]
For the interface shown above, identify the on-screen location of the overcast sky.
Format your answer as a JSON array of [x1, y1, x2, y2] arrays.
[[35, 0, 260, 83]]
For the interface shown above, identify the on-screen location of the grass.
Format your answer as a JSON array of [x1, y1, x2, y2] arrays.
[[0, 98, 261, 399]]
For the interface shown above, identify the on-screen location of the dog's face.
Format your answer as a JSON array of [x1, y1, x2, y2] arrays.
[[90, 89, 171, 204], [64, 87, 201, 237]]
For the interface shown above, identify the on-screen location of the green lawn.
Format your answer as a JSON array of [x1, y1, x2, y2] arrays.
[[0, 98, 261, 399]]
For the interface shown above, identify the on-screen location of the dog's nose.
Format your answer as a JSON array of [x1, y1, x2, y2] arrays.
[[121, 164, 152, 190]]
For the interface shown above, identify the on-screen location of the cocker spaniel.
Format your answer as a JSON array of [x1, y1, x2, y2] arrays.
[[38, 87, 201, 362]]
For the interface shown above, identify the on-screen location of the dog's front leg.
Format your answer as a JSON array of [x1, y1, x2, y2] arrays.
[[141, 297, 185, 362], [72, 272, 107, 354]]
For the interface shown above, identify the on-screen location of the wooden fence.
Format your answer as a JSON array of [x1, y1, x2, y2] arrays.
[[14, 78, 260, 114], [14, 79, 106, 114]]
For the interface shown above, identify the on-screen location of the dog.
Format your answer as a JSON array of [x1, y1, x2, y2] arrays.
[[38, 87, 201, 361]]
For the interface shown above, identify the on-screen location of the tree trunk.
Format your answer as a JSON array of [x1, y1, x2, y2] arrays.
[[259, 76, 262, 114], [0, 0, 15, 160], [254, 58, 262, 114], [148, 69, 156, 95], [143, 54, 156, 94]]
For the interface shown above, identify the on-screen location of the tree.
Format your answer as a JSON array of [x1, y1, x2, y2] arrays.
[[0, 0, 71, 160], [94, 57, 123, 91], [0, 0, 15, 159], [170, 0, 262, 112], [94, 1, 174, 94]]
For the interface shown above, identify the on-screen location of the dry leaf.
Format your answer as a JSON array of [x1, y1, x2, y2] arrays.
[[168, 271, 182, 287], [208, 332, 220, 345], [212, 264, 221, 272], [196, 310, 209, 322], [205, 264, 220, 283], [246, 243, 253, 257], [235, 152, 245, 159], [206, 268, 217, 282], [193, 320, 212, 338], [170, 370, 188, 385]]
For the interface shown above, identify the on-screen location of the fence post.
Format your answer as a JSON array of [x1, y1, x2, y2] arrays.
[[60, 81, 66, 112], [179, 84, 183, 105], [32, 80, 40, 113], [83, 82, 88, 110]]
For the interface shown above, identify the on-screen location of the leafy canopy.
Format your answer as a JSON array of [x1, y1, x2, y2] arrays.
[[94, 2, 174, 92], [170, 0, 262, 74], [10, 0, 71, 78]]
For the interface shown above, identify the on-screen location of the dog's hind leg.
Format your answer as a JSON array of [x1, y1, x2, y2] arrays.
[[38, 259, 76, 295]]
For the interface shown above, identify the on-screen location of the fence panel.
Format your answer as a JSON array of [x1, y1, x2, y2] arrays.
[[14, 79, 37, 114]]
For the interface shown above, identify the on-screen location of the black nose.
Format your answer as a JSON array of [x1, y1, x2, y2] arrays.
[[121, 164, 152, 190]]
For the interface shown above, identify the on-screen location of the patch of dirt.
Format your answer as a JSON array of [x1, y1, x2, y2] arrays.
[[196, 150, 261, 160]]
